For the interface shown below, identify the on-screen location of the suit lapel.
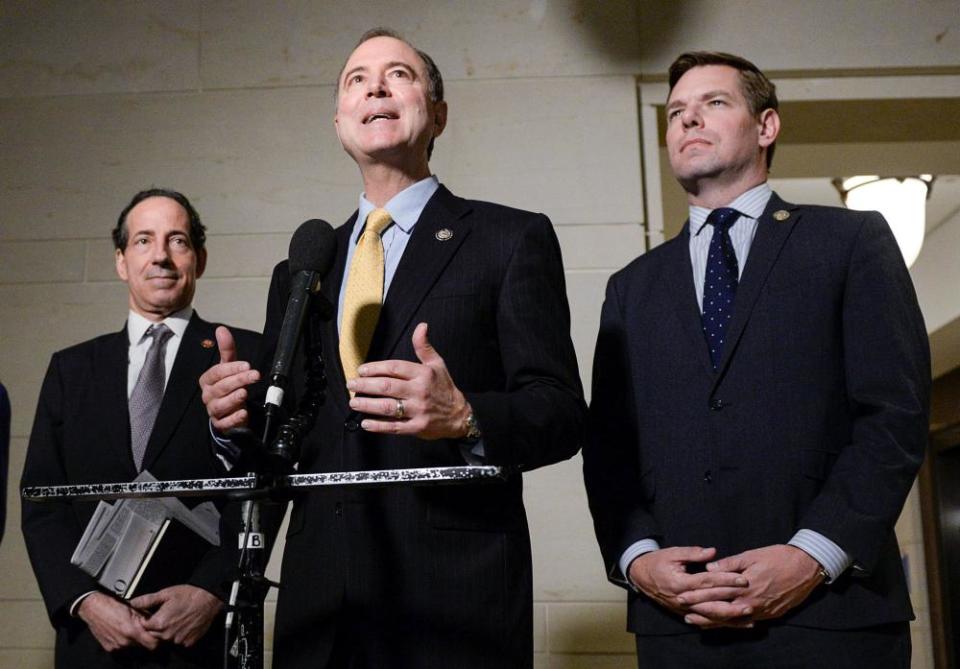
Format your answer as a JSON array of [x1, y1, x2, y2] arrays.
[[141, 313, 216, 470], [99, 326, 135, 470], [322, 219, 355, 412], [712, 194, 801, 385], [666, 224, 717, 377], [366, 185, 472, 361]]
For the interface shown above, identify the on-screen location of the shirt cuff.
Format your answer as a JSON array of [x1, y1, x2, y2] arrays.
[[70, 590, 98, 617], [619, 539, 661, 588], [458, 439, 486, 465], [788, 529, 853, 583], [209, 419, 239, 470]]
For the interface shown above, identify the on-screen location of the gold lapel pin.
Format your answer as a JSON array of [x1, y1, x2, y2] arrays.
[[773, 210, 790, 221], [201, 339, 216, 349], [435, 228, 453, 241]]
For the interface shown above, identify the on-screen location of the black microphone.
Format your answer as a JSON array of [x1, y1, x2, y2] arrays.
[[263, 219, 336, 435]]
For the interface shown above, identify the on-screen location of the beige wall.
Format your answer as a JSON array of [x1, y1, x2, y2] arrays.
[[1, 2, 957, 667]]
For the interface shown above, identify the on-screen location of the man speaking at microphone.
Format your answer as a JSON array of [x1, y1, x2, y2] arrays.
[[200, 27, 585, 668]]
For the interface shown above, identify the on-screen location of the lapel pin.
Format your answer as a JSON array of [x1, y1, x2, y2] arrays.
[[201, 339, 215, 349], [435, 228, 453, 241], [773, 210, 790, 221]]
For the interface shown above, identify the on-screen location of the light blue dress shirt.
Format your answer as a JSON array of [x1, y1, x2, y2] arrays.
[[618, 182, 852, 586]]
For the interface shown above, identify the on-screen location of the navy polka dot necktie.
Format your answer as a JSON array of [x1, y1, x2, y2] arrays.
[[701, 207, 741, 371]]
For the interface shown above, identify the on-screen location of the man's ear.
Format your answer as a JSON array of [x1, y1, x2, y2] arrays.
[[195, 247, 207, 279], [758, 108, 780, 148], [432, 100, 448, 140], [115, 248, 129, 282], [334, 115, 344, 150]]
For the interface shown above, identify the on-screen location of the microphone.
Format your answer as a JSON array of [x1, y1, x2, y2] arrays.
[[263, 219, 336, 435]]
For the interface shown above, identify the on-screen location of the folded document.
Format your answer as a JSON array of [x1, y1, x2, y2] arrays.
[[70, 471, 220, 599]]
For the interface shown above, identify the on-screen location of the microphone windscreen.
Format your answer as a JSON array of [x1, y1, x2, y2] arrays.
[[288, 219, 336, 274]]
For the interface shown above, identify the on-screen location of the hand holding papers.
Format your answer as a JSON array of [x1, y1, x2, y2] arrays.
[[71, 471, 220, 599]]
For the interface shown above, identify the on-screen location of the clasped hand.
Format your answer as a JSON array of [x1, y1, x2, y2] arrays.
[[79, 585, 221, 652], [630, 544, 823, 629], [129, 584, 222, 647]]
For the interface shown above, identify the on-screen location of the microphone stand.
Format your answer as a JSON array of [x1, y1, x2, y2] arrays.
[[223, 310, 328, 669]]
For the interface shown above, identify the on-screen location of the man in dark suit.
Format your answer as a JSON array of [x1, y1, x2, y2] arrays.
[[200, 28, 585, 669], [21, 188, 260, 667], [583, 52, 930, 668]]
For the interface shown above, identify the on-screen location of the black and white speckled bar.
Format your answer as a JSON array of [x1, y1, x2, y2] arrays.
[[21, 466, 507, 502]]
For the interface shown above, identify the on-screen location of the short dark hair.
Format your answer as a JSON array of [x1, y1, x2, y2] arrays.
[[668, 51, 779, 168], [337, 27, 445, 160], [112, 188, 206, 251]]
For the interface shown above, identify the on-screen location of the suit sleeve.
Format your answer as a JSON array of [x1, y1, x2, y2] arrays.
[[799, 213, 930, 573], [582, 276, 661, 586], [463, 215, 586, 471], [20, 353, 100, 624]]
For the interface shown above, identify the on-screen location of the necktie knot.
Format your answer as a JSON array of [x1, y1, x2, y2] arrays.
[[707, 207, 741, 231], [364, 208, 393, 237], [144, 322, 172, 345]]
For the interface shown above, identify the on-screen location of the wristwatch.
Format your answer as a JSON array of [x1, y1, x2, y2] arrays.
[[463, 412, 482, 443]]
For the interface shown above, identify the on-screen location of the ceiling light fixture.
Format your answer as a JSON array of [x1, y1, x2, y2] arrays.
[[832, 175, 934, 268]]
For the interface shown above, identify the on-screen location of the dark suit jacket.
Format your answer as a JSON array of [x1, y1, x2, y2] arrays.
[[583, 194, 930, 636], [21, 313, 260, 668], [265, 185, 585, 669]]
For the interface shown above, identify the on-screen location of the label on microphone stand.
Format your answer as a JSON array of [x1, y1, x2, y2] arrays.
[[238, 533, 265, 549], [265, 386, 284, 408]]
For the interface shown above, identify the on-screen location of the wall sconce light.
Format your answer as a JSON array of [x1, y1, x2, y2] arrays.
[[832, 175, 935, 268]]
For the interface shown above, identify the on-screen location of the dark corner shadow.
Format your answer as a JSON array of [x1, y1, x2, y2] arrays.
[[570, 0, 687, 67]]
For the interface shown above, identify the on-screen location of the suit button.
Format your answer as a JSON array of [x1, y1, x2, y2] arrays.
[[709, 399, 724, 411], [345, 418, 360, 431], [703, 470, 713, 483], [334, 502, 343, 517]]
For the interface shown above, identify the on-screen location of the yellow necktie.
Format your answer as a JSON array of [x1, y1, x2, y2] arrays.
[[340, 208, 393, 387]]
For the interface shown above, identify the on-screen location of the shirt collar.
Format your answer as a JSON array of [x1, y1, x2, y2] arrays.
[[127, 306, 193, 345], [354, 175, 440, 242], [690, 182, 773, 236]]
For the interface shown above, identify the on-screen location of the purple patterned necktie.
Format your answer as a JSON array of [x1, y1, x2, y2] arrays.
[[129, 323, 172, 470], [701, 207, 741, 370]]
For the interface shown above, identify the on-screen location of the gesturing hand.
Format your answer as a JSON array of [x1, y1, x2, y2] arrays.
[[680, 544, 824, 628], [347, 322, 471, 440], [199, 326, 260, 432]]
